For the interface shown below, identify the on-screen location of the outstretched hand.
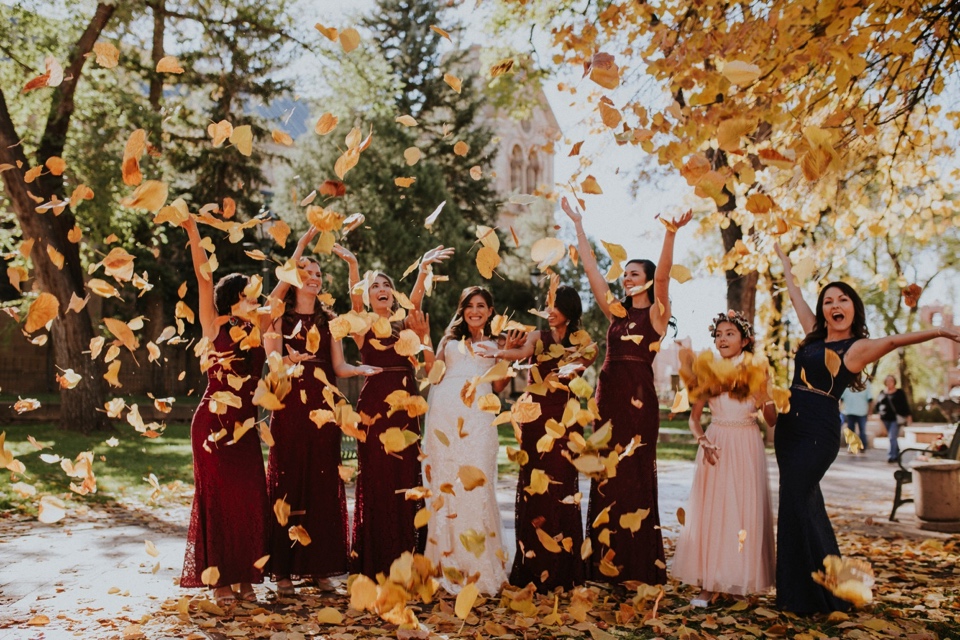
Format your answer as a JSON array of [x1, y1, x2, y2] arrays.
[[560, 196, 582, 224], [421, 245, 455, 269], [296, 226, 319, 249], [332, 243, 357, 264], [663, 209, 693, 232], [406, 309, 431, 341], [354, 364, 382, 377], [502, 328, 526, 351], [700, 439, 720, 466], [773, 241, 791, 269]]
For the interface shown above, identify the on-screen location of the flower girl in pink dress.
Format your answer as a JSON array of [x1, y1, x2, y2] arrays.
[[672, 311, 778, 606]]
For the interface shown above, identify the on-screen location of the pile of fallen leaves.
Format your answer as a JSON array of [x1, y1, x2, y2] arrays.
[[128, 533, 958, 640]]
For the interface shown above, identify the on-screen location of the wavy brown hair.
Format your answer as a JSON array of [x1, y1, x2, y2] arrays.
[[281, 258, 336, 329], [797, 281, 869, 391], [442, 286, 494, 345]]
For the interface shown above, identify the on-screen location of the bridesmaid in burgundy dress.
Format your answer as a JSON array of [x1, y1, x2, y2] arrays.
[[179, 216, 273, 606], [563, 197, 692, 585], [264, 229, 381, 596], [333, 244, 454, 577], [480, 285, 597, 592]]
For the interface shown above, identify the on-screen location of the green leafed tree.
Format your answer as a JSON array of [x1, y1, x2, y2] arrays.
[[278, 0, 534, 337]]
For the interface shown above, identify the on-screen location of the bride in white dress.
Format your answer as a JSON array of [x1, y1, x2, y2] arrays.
[[421, 286, 517, 595]]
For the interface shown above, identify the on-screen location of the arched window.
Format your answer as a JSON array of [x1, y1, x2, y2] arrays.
[[526, 150, 541, 194], [510, 145, 524, 192]]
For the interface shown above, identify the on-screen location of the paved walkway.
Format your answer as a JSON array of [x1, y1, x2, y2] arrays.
[[0, 445, 950, 638]]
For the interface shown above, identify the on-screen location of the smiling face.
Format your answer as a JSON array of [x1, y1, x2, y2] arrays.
[[547, 305, 569, 330], [298, 260, 323, 297], [713, 320, 749, 358], [463, 293, 493, 335], [622, 262, 649, 296], [369, 274, 395, 314], [821, 285, 855, 335]]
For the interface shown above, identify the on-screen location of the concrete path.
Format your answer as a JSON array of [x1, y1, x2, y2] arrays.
[[0, 445, 949, 639]]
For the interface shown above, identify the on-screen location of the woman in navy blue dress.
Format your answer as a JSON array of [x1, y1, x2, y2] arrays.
[[774, 243, 959, 613]]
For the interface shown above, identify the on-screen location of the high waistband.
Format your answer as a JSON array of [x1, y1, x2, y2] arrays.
[[606, 355, 647, 362], [710, 418, 759, 428], [790, 385, 838, 401], [376, 366, 416, 374]]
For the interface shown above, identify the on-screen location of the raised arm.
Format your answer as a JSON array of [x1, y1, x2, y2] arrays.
[[410, 245, 455, 310], [182, 217, 218, 340], [562, 197, 612, 321], [264, 317, 283, 358], [406, 309, 436, 371], [650, 209, 692, 336], [268, 226, 318, 306], [332, 243, 363, 313], [844, 328, 960, 374], [774, 242, 816, 335]]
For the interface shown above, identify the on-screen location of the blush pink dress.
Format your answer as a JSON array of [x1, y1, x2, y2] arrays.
[[671, 393, 775, 595]]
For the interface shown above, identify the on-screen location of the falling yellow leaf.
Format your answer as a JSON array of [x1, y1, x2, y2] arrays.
[[459, 529, 486, 558], [671, 388, 690, 413], [455, 582, 479, 619], [430, 24, 451, 40], [404, 146, 421, 166], [37, 495, 66, 524], [580, 175, 603, 194], [314, 22, 338, 41], [414, 507, 430, 528], [339, 27, 361, 53], [229, 125, 253, 156], [458, 465, 487, 490], [444, 73, 462, 93], [25, 292, 60, 333], [530, 237, 566, 270], [156, 55, 184, 73], [453, 140, 469, 156], [396, 114, 418, 127], [669, 264, 692, 283], [273, 497, 291, 526], [395, 176, 416, 188], [424, 200, 445, 229], [587, 52, 619, 89], [121, 180, 168, 212], [476, 246, 500, 279], [92, 42, 119, 68], [200, 566, 220, 586], [288, 524, 312, 546], [145, 540, 160, 557], [619, 508, 651, 533], [271, 129, 293, 146], [469, 165, 482, 180], [315, 113, 338, 135]]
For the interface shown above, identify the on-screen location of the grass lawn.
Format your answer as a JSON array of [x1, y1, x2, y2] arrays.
[[2, 417, 700, 513], [0, 422, 195, 512]]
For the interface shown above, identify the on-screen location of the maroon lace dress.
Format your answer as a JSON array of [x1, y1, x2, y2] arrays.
[[265, 312, 348, 579], [181, 319, 268, 589], [350, 330, 425, 577], [586, 305, 666, 584], [509, 331, 585, 592]]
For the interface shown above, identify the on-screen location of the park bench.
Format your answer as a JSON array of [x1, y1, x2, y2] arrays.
[[889, 424, 960, 521]]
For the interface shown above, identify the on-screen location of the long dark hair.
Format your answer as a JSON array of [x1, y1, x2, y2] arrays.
[[553, 285, 583, 347], [214, 273, 249, 316], [442, 286, 494, 344], [621, 258, 677, 336], [622, 259, 656, 305], [797, 281, 869, 390], [282, 258, 336, 329]]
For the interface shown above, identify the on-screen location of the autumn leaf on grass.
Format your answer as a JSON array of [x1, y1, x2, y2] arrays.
[[156, 55, 184, 73], [316, 607, 343, 625], [25, 292, 59, 333], [457, 465, 487, 491]]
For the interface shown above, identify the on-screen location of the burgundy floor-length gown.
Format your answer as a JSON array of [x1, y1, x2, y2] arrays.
[[510, 332, 585, 592], [265, 312, 348, 580], [586, 305, 667, 584], [182, 319, 269, 589], [351, 330, 426, 577]]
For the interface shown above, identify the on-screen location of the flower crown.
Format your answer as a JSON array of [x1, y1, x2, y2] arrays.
[[709, 309, 754, 339]]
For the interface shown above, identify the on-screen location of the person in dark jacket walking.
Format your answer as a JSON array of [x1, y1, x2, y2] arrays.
[[876, 375, 912, 462]]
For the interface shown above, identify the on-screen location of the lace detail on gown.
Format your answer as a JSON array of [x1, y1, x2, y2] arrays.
[[422, 340, 508, 595]]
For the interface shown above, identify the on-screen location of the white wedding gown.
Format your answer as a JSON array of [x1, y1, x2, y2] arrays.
[[422, 339, 508, 595]]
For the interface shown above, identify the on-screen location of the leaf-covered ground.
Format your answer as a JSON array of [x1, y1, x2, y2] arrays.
[[2, 444, 957, 639]]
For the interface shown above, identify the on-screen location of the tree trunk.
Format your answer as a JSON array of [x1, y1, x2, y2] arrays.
[[718, 206, 759, 323], [0, 3, 116, 433], [148, 1, 166, 113]]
